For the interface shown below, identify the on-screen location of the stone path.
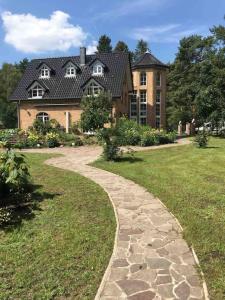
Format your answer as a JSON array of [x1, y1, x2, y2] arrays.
[[24, 142, 206, 300]]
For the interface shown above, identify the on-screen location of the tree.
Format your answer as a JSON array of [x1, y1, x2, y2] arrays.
[[114, 41, 129, 53], [0, 58, 29, 128], [97, 35, 112, 53], [0, 64, 23, 128], [80, 91, 112, 132], [134, 39, 149, 61]]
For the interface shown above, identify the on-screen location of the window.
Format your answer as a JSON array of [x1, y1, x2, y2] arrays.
[[93, 64, 103, 75], [40, 66, 50, 78], [156, 72, 161, 87], [65, 63, 76, 77], [156, 90, 161, 103], [29, 84, 44, 99], [36, 112, 49, 123], [156, 117, 160, 129], [156, 103, 160, 116], [86, 82, 103, 96], [139, 90, 147, 124], [130, 90, 137, 120], [140, 72, 146, 85]]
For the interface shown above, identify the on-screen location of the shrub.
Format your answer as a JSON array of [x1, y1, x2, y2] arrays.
[[140, 131, 157, 146], [0, 150, 30, 197], [45, 132, 60, 148], [71, 136, 83, 147], [116, 118, 141, 145], [99, 128, 121, 161], [27, 132, 41, 147], [83, 135, 99, 145], [32, 119, 52, 135], [194, 130, 209, 148]]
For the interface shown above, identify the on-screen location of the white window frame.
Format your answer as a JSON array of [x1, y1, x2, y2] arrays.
[[39, 65, 50, 79], [140, 72, 147, 86], [85, 81, 103, 96], [92, 62, 104, 76], [139, 90, 147, 125], [130, 90, 137, 121], [65, 63, 76, 77], [29, 84, 44, 99], [36, 112, 49, 123]]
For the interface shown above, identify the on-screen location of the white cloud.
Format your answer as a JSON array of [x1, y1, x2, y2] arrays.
[[131, 24, 208, 43], [94, 0, 168, 20], [86, 40, 97, 54], [1, 10, 88, 53]]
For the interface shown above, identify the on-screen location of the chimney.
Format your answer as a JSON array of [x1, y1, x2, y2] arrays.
[[80, 47, 86, 66]]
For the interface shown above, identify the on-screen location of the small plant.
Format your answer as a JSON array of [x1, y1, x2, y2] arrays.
[[27, 132, 41, 147], [99, 128, 121, 161], [194, 130, 209, 148], [45, 132, 60, 148], [0, 150, 31, 197]]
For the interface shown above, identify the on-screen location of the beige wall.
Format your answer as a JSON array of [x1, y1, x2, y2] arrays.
[[18, 100, 82, 130], [132, 68, 166, 128]]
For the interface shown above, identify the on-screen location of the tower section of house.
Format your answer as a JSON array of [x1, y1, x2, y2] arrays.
[[9, 48, 133, 131], [131, 52, 168, 129]]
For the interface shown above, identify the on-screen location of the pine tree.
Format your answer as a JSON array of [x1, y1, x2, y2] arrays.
[[97, 35, 112, 53], [134, 39, 149, 61], [114, 41, 129, 53]]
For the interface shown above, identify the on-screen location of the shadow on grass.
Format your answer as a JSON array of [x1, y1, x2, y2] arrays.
[[116, 156, 144, 163], [0, 184, 61, 231]]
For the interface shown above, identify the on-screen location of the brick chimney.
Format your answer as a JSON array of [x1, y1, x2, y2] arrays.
[[80, 47, 86, 66]]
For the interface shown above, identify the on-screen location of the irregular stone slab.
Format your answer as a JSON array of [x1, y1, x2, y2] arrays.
[[130, 263, 147, 273], [157, 284, 174, 298], [117, 280, 150, 296], [174, 281, 191, 300], [112, 259, 129, 268], [155, 275, 172, 285], [128, 290, 156, 300], [146, 258, 171, 269]]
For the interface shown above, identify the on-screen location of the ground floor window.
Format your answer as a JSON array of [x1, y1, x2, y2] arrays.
[[156, 116, 160, 129], [36, 112, 49, 123], [139, 90, 147, 125]]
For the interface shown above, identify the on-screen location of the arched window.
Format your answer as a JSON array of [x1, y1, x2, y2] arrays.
[[36, 112, 49, 123], [40, 66, 50, 78], [140, 72, 146, 85], [29, 84, 44, 99], [86, 82, 103, 96], [65, 63, 76, 77]]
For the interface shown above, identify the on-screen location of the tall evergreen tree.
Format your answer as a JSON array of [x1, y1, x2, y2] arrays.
[[114, 41, 129, 53], [134, 39, 149, 61], [97, 35, 112, 53]]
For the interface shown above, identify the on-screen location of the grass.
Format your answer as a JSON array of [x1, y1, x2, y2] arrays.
[[0, 153, 116, 300], [93, 138, 225, 300]]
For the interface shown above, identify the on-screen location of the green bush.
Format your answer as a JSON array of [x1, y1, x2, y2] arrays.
[[0, 150, 30, 197], [194, 130, 209, 148], [99, 128, 120, 161], [45, 132, 60, 148], [32, 119, 52, 135], [140, 131, 157, 146]]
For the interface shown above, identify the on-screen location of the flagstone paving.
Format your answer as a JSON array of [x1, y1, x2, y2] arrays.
[[24, 142, 206, 300]]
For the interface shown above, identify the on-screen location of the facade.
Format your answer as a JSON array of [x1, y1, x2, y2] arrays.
[[131, 52, 168, 128], [10, 48, 167, 130]]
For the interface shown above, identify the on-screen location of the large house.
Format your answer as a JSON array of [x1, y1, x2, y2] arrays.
[[10, 47, 167, 131]]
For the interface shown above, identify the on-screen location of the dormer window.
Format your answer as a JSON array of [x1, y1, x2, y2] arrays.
[[28, 83, 45, 99], [85, 81, 103, 96], [93, 63, 103, 76], [40, 66, 50, 78], [65, 63, 76, 77]]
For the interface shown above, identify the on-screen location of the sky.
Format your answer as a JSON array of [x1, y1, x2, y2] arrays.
[[0, 0, 224, 65]]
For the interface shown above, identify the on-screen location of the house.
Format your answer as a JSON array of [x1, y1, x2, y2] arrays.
[[10, 47, 167, 131]]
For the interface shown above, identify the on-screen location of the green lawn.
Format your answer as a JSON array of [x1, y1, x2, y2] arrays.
[[93, 138, 225, 300], [0, 153, 116, 300]]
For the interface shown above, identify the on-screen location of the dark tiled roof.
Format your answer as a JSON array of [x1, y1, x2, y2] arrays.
[[132, 52, 168, 70], [10, 52, 131, 101]]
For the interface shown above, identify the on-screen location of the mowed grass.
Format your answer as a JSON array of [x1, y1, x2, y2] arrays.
[[0, 153, 116, 300], [93, 138, 225, 300]]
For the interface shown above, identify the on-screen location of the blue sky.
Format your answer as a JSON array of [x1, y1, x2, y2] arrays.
[[0, 0, 224, 65]]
